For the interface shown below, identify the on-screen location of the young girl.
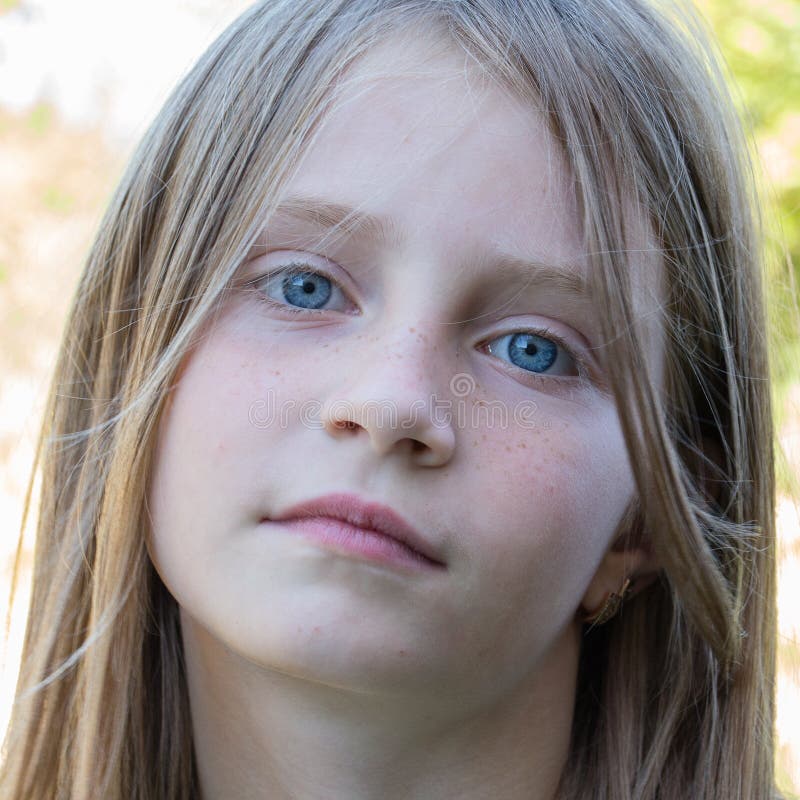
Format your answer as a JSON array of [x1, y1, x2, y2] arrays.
[[0, 1, 781, 798]]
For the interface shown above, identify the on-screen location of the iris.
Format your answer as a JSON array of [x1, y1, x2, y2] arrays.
[[507, 333, 558, 373], [281, 271, 332, 310]]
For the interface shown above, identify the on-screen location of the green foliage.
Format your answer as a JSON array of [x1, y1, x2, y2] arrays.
[[697, 0, 800, 130], [42, 186, 75, 214], [26, 103, 53, 137], [695, 0, 800, 398]]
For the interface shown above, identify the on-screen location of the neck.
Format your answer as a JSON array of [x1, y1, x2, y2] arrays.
[[182, 612, 580, 800]]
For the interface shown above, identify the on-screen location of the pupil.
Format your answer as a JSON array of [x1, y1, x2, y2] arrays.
[[525, 342, 537, 355], [303, 281, 314, 293]]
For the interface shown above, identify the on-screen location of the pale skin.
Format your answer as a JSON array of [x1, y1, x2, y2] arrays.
[[147, 30, 662, 800]]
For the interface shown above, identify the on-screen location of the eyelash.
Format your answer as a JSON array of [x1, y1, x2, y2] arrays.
[[485, 327, 588, 383], [246, 263, 589, 383], [247, 262, 352, 315]]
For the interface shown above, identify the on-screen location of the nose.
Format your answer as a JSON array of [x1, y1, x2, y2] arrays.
[[319, 327, 457, 468]]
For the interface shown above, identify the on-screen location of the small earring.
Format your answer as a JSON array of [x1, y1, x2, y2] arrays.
[[581, 577, 633, 627]]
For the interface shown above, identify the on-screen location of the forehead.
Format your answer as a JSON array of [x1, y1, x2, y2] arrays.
[[289, 30, 582, 268]]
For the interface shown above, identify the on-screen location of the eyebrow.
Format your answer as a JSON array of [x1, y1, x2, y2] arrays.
[[265, 193, 591, 302], [268, 194, 403, 248], [474, 253, 591, 303]]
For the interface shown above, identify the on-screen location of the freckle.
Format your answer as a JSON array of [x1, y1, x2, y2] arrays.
[[398, 650, 406, 656], [481, 433, 486, 440], [313, 626, 321, 634], [517, 442, 526, 448], [505, 445, 511, 452], [409, 327, 415, 332]]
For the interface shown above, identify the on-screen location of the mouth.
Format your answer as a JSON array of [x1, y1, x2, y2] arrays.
[[264, 491, 446, 569]]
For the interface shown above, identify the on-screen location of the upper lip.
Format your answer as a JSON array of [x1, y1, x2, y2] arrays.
[[268, 492, 446, 567]]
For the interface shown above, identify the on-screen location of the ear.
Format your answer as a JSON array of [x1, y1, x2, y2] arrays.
[[578, 504, 661, 619]]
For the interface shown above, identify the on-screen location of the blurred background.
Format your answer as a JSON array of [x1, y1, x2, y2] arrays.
[[0, 0, 798, 793]]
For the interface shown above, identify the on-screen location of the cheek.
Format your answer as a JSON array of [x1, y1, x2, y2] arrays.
[[159, 316, 308, 470], [146, 309, 332, 595], [463, 409, 634, 615], [147, 332, 266, 576], [411, 406, 634, 695]]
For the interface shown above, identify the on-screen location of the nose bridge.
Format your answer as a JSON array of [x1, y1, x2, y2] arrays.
[[357, 308, 449, 400], [321, 312, 457, 465], [373, 250, 461, 379]]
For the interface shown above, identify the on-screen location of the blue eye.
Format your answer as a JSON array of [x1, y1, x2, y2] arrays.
[[253, 263, 350, 314], [485, 331, 579, 377], [280, 270, 332, 309], [250, 264, 583, 380]]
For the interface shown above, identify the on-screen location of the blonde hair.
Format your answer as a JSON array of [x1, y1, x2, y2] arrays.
[[1, 1, 779, 797]]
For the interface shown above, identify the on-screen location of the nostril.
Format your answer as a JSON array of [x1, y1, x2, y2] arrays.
[[334, 420, 358, 431]]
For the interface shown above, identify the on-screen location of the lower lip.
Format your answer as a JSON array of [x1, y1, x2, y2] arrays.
[[265, 517, 443, 571]]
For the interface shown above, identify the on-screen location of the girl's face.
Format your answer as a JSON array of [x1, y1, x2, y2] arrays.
[[148, 34, 660, 708]]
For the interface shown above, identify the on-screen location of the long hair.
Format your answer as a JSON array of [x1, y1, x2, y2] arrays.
[[0, 1, 778, 797]]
